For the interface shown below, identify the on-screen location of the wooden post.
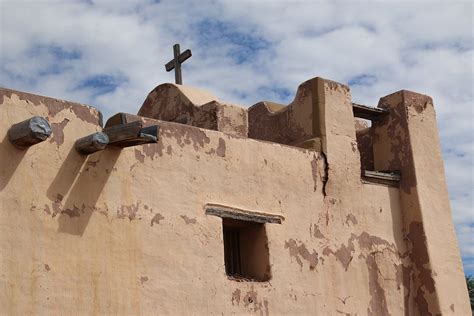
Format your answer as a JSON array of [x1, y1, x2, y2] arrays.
[[173, 44, 182, 85], [8, 116, 52, 149], [75, 132, 109, 155]]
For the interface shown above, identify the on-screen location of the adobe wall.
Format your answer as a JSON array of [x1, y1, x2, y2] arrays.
[[0, 81, 469, 315]]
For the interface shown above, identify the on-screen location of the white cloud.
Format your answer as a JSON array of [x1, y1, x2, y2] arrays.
[[1, 0, 473, 273]]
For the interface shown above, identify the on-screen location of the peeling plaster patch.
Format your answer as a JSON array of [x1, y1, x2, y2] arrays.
[[216, 137, 226, 157], [61, 204, 83, 218], [323, 232, 396, 271], [324, 79, 350, 92], [166, 145, 172, 155], [85, 160, 100, 172], [345, 214, 358, 226], [319, 152, 329, 196], [134, 149, 145, 163], [44, 264, 50, 272], [243, 289, 258, 307], [358, 232, 394, 251], [49, 118, 70, 146], [407, 221, 437, 314], [162, 123, 211, 151], [366, 255, 389, 316], [263, 300, 269, 316], [284, 239, 319, 270], [350, 140, 357, 152], [407, 222, 435, 293], [30, 205, 36, 212], [218, 115, 232, 131], [394, 263, 412, 311], [52, 194, 64, 218], [142, 142, 164, 159], [313, 224, 325, 239], [334, 243, 354, 271], [395, 263, 410, 290], [99, 209, 109, 219], [318, 232, 398, 314], [117, 203, 140, 221], [44, 204, 51, 215], [231, 289, 241, 305], [151, 213, 164, 226], [180, 215, 197, 224], [323, 240, 354, 271], [86, 160, 99, 168], [71, 105, 100, 125], [140, 276, 148, 285], [234, 124, 248, 138], [412, 100, 431, 114], [415, 288, 431, 315], [241, 288, 268, 314], [0, 88, 100, 125]]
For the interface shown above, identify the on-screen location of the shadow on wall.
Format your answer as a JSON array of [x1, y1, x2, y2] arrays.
[[0, 133, 27, 191], [47, 147, 88, 200], [46, 147, 121, 236]]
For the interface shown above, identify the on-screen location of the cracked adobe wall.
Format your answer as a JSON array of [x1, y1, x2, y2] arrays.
[[0, 79, 469, 315]]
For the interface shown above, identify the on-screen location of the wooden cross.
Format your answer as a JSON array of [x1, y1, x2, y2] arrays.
[[165, 44, 192, 85]]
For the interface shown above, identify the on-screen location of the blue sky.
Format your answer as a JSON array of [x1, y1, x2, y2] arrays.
[[1, 0, 473, 274]]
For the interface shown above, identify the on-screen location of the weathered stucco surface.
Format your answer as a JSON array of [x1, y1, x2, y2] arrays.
[[0, 79, 469, 315], [138, 83, 248, 137]]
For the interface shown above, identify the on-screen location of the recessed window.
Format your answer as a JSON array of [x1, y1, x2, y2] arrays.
[[222, 218, 271, 282]]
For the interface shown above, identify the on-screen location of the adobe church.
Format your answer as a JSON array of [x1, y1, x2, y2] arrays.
[[0, 62, 470, 313]]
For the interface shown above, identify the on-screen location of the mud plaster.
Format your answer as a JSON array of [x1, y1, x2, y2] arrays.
[[284, 239, 319, 270]]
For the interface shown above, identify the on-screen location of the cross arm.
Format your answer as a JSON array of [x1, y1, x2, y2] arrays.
[[165, 49, 192, 72]]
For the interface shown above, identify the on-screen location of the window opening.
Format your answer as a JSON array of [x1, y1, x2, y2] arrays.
[[222, 218, 271, 282]]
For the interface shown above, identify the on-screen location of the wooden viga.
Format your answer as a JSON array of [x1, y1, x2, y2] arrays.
[[74, 113, 159, 155], [8, 116, 52, 149]]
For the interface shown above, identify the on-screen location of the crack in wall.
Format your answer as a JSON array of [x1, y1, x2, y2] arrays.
[[320, 152, 329, 196]]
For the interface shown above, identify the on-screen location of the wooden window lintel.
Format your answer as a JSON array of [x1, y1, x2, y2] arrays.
[[205, 204, 284, 224]]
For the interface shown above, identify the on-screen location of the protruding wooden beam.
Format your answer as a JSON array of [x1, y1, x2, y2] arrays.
[[8, 116, 52, 149], [103, 121, 141, 143], [363, 170, 400, 186], [103, 121, 159, 148], [352, 103, 389, 121], [75, 132, 109, 155]]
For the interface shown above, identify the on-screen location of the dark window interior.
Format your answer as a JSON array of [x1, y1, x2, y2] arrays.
[[222, 218, 271, 282]]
